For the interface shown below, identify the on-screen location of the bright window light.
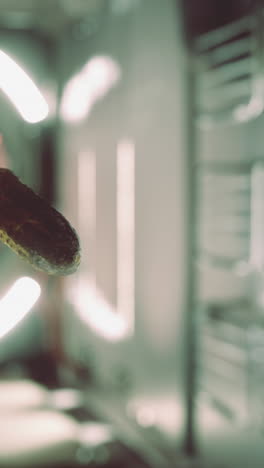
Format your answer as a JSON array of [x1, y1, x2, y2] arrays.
[[0, 50, 49, 123], [0, 277, 41, 340], [61, 55, 121, 122]]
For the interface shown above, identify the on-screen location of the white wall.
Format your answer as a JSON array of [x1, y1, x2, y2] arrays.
[[58, 0, 188, 442]]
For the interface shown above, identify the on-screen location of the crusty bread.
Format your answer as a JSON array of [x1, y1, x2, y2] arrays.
[[0, 169, 80, 275]]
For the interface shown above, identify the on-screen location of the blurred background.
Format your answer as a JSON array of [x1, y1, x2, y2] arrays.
[[0, 0, 263, 467]]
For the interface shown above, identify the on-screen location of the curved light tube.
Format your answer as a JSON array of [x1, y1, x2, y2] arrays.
[[74, 280, 128, 341], [0, 50, 49, 123], [61, 55, 121, 122], [0, 277, 41, 339]]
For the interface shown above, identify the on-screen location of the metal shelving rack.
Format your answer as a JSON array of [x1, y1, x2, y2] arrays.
[[182, 5, 264, 459]]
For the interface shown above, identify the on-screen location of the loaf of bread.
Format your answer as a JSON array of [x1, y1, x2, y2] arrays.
[[0, 169, 80, 275]]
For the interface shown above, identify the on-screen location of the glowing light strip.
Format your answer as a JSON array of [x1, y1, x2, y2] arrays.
[[75, 150, 127, 341], [73, 140, 135, 341], [0, 50, 49, 123], [61, 55, 121, 122], [0, 277, 41, 339], [75, 279, 128, 341], [117, 139, 135, 333]]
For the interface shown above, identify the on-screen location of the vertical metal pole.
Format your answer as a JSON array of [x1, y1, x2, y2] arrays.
[[174, 0, 199, 456], [182, 53, 198, 456]]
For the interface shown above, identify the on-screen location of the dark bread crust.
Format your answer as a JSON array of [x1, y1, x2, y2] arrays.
[[0, 169, 80, 275]]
